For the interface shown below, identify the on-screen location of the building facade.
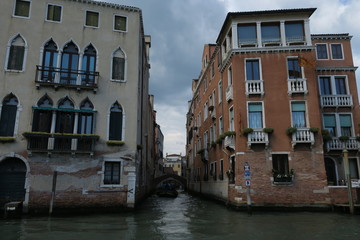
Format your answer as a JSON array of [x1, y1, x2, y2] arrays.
[[164, 154, 182, 176], [186, 8, 360, 208], [0, 0, 155, 212]]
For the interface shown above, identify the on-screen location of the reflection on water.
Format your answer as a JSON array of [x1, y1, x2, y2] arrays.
[[1, 193, 360, 240]]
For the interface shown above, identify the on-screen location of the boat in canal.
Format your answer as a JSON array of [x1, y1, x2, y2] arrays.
[[156, 183, 178, 198]]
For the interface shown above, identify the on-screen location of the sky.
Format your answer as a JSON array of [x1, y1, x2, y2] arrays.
[[100, 0, 360, 156]]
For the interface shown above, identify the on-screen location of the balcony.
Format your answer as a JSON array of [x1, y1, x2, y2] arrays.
[[262, 37, 281, 46], [35, 65, 99, 92], [286, 35, 306, 46], [326, 137, 360, 151], [320, 95, 353, 108], [226, 85, 233, 102], [247, 130, 269, 148], [23, 132, 99, 154], [224, 135, 235, 150], [291, 128, 314, 148], [238, 38, 257, 48], [246, 80, 264, 96], [288, 78, 308, 95]]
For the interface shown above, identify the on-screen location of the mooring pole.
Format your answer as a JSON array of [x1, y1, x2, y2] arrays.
[[49, 171, 58, 216], [343, 150, 354, 214]]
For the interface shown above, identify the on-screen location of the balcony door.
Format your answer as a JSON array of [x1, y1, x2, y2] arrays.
[[60, 42, 79, 85], [42, 40, 58, 82], [82, 44, 96, 85]]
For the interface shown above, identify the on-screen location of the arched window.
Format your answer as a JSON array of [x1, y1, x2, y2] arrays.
[[55, 97, 74, 133], [109, 102, 123, 140], [111, 48, 125, 81], [32, 95, 53, 133], [41, 39, 58, 82], [82, 44, 97, 85], [6, 35, 26, 71], [60, 41, 79, 85], [78, 98, 94, 134], [0, 94, 18, 136]]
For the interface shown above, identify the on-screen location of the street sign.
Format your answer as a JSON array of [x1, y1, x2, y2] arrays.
[[245, 180, 251, 186], [244, 162, 250, 171], [244, 175, 251, 180]]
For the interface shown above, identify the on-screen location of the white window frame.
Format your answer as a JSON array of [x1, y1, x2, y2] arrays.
[[110, 47, 127, 82], [244, 58, 262, 81], [290, 100, 309, 128], [247, 101, 264, 129], [330, 43, 344, 60], [218, 80, 222, 104], [227, 65, 233, 86], [4, 34, 28, 72], [219, 116, 223, 135], [13, 0, 31, 19], [322, 112, 355, 137], [286, 56, 304, 80], [84, 10, 100, 28], [349, 157, 360, 180], [203, 102, 208, 121], [318, 75, 349, 95], [315, 43, 329, 60], [101, 158, 124, 187], [113, 14, 128, 33], [229, 106, 234, 131], [45, 3, 63, 23]]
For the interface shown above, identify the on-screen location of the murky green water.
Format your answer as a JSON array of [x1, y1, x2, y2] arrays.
[[1, 193, 360, 240]]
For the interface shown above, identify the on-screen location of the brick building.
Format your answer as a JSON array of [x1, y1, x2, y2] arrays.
[[186, 8, 360, 208], [0, 0, 155, 213]]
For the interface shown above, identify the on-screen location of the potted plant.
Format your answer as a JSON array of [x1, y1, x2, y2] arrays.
[[223, 131, 236, 137], [309, 127, 319, 133], [106, 140, 125, 146], [0, 137, 15, 143], [286, 127, 297, 135], [339, 136, 350, 142], [241, 128, 253, 136], [321, 129, 332, 141], [263, 127, 274, 134]]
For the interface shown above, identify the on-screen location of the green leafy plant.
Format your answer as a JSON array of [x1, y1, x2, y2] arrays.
[[197, 148, 205, 155], [309, 127, 319, 133], [223, 131, 236, 137], [286, 127, 297, 135], [263, 127, 274, 133], [241, 128, 253, 136], [106, 140, 125, 146], [321, 129, 332, 141], [339, 136, 350, 142], [0, 137, 15, 143], [356, 136, 360, 142], [211, 141, 216, 148]]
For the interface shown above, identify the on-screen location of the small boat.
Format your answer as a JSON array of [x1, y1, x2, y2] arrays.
[[156, 183, 178, 198]]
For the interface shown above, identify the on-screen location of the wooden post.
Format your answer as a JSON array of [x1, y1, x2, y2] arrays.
[[343, 150, 354, 214], [49, 171, 58, 215]]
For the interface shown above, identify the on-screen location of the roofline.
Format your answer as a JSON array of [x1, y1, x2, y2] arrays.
[[66, 0, 141, 12], [216, 8, 317, 43]]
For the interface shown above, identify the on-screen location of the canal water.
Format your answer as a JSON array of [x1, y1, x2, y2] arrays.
[[1, 192, 360, 240]]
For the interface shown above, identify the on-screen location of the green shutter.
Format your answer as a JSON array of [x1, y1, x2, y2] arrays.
[[323, 115, 336, 127], [249, 103, 262, 112], [291, 102, 305, 111], [339, 115, 352, 127]]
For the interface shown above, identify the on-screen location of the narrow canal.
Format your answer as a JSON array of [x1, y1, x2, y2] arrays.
[[1, 192, 360, 240]]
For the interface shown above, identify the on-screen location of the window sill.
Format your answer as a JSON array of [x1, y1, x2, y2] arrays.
[[113, 29, 127, 33], [84, 25, 99, 29], [45, 19, 61, 24], [111, 79, 126, 83], [12, 15, 30, 19], [100, 184, 124, 188], [5, 69, 24, 73]]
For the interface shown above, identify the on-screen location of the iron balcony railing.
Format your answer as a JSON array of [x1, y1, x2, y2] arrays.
[[326, 137, 359, 151], [288, 78, 308, 95], [35, 65, 99, 90], [23, 132, 99, 153], [320, 95, 353, 108]]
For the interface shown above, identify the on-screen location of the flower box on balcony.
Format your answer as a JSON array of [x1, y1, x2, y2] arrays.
[[0, 137, 15, 143], [106, 140, 125, 146], [241, 128, 253, 136], [286, 127, 297, 135]]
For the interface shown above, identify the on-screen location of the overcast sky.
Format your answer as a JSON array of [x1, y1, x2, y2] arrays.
[[101, 0, 360, 156]]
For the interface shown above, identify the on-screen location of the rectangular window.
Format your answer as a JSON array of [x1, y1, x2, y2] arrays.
[[220, 159, 224, 179], [219, 117, 223, 135], [14, 0, 30, 18], [339, 114, 352, 136], [46, 4, 62, 22], [32, 110, 52, 133], [323, 114, 336, 137], [335, 77, 347, 94], [316, 44, 328, 59], [112, 57, 125, 80], [349, 159, 359, 179], [78, 113, 93, 134], [85, 11, 99, 27], [287, 58, 302, 79], [228, 66, 232, 86], [218, 81, 222, 103], [114, 15, 127, 32], [203, 102, 208, 121], [319, 77, 332, 95], [229, 107, 234, 131], [331, 44, 343, 59], [248, 102, 263, 128], [272, 154, 289, 176], [8, 45, 25, 71], [291, 102, 306, 128], [104, 162, 121, 185], [238, 24, 257, 45], [246, 59, 260, 80], [261, 22, 280, 44], [285, 21, 304, 43], [204, 131, 208, 148]]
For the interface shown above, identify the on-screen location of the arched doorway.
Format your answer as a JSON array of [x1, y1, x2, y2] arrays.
[[0, 158, 27, 206], [324, 157, 337, 186]]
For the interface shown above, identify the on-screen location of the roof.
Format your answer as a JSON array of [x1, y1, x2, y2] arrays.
[[311, 33, 352, 40], [66, 0, 141, 12], [216, 8, 317, 43]]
